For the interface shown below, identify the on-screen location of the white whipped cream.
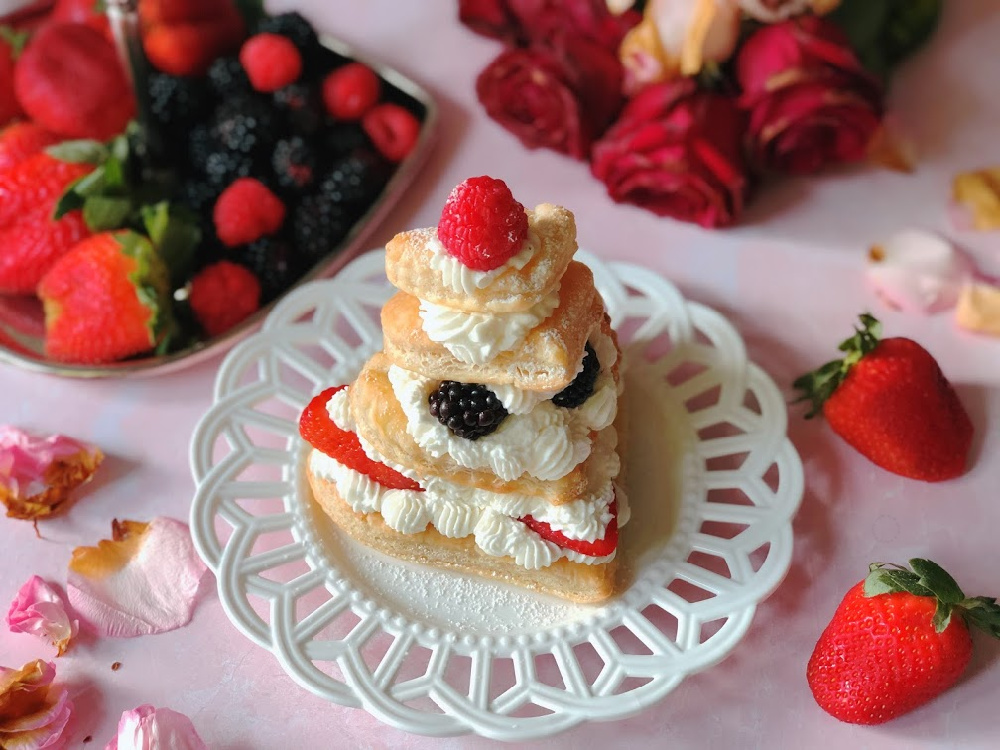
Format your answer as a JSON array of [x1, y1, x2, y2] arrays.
[[385, 329, 619, 482], [428, 230, 538, 294], [313, 389, 628, 570], [418, 285, 560, 365]]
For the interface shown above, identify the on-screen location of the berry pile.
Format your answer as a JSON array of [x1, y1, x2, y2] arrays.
[[428, 381, 509, 440], [144, 9, 424, 320], [0, 3, 427, 366]]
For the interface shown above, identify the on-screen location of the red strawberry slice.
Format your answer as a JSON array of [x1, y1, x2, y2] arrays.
[[300, 386, 422, 492], [521, 499, 618, 557]]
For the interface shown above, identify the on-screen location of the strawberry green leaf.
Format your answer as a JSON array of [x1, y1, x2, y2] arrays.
[[960, 597, 1000, 639], [116, 230, 176, 348], [932, 600, 954, 633], [793, 313, 882, 418], [83, 196, 134, 232], [864, 566, 933, 598], [0, 25, 30, 57], [52, 183, 87, 220], [910, 558, 965, 605], [46, 140, 110, 165], [141, 202, 202, 287]]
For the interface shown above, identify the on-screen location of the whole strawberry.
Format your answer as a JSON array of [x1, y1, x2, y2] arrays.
[[793, 313, 972, 481], [14, 22, 135, 140], [38, 231, 174, 363], [808, 559, 1000, 725]]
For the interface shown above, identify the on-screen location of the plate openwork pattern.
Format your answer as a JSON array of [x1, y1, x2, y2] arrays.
[[190, 250, 803, 741]]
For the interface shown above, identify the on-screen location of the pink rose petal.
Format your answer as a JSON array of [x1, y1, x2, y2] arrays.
[[0, 660, 73, 750], [7, 576, 78, 656], [0, 426, 103, 520], [67, 518, 207, 638], [105, 705, 207, 750], [866, 229, 976, 314]]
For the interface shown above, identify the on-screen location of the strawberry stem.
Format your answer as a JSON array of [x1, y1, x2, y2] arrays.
[[793, 313, 882, 418], [864, 558, 1000, 636]]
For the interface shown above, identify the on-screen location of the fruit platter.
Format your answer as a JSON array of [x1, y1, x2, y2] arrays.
[[0, 0, 437, 378]]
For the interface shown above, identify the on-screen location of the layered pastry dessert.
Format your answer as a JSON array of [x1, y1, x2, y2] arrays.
[[299, 176, 628, 602]]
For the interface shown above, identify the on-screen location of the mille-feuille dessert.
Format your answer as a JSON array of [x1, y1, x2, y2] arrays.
[[299, 176, 628, 602]]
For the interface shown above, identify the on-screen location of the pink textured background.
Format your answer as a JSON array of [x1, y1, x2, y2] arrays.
[[2, 1, 999, 747]]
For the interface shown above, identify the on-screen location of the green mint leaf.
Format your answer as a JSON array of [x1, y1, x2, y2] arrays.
[[83, 195, 133, 231], [910, 558, 965, 605], [46, 140, 110, 165]]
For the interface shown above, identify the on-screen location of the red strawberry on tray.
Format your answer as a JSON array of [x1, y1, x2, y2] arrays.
[[37, 230, 173, 363], [793, 313, 973, 482], [808, 558, 1000, 725]]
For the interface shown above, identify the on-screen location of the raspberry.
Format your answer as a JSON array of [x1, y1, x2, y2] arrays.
[[188, 260, 261, 337], [321, 62, 381, 121], [552, 343, 600, 408], [239, 33, 302, 93], [437, 176, 528, 271], [428, 381, 508, 440], [521, 499, 619, 557], [361, 102, 421, 163], [212, 177, 286, 247], [299, 386, 422, 491]]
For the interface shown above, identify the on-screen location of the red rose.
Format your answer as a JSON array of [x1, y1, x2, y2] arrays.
[[459, 0, 640, 50], [591, 79, 748, 229], [476, 33, 623, 159], [736, 16, 884, 174]]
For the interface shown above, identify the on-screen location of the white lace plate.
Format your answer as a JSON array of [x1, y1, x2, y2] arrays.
[[189, 250, 803, 741]]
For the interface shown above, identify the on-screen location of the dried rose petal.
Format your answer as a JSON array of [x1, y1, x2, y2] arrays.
[[0, 659, 73, 749], [6, 576, 78, 656], [866, 229, 975, 314], [952, 167, 1000, 231], [67, 517, 207, 638], [105, 705, 207, 750], [956, 281, 1000, 337], [0, 425, 103, 520]]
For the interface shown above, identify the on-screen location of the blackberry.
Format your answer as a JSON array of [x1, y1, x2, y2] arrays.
[[210, 94, 276, 157], [320, 121, 371, 160], [174, 179, 219, 219], [552, 343, 600, 408], [293, 193, 353, 262], [271, 136, 318, 193], [273, 82, 323, 135], [428, 381, 508, 440], [234, 235, 306, 302], [146, 72, 210, 132], [207, 56, 250, 98], [317, 147, 390, 207], [201, 148, 256, 188]]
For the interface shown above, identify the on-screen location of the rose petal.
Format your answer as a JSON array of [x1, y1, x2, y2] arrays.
[[0, 660, 73, 750], [952, 167, 1000, 231], [0, 426, 103, 521], [6, 576, 78, 656], [67, 518, 207, 638], [738, 0, 840, 23], [866, 229, 975, 314], [956, 281, 1000, 336], [105, 704, 207, 750]]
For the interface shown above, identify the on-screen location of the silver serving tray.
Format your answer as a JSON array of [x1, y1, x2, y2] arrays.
[[0, 34, 438, 379]]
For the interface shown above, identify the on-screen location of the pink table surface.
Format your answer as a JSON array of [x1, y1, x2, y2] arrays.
[[2, 1, 999, 747]]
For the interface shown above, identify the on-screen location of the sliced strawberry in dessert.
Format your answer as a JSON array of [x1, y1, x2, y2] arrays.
[[520, 500, 618, 557], [299, 386, 422, 491]]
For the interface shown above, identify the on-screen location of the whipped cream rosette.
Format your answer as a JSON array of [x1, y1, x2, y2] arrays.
[[300, 176, 628, 602]]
